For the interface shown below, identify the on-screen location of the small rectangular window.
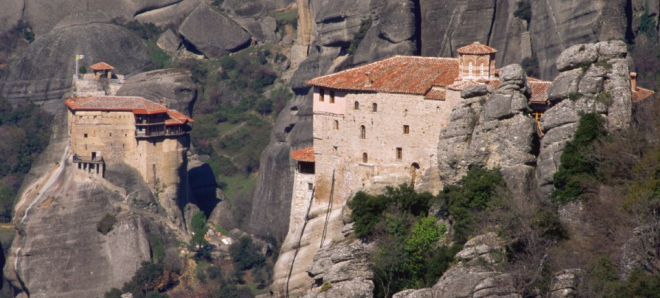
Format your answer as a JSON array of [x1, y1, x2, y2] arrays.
[[330, 91, 335, 104], [403, 125, 410, 134], [308, 183, 313, 190], [84, 133, 88, 138], [333, 146, 338, 153], [319, 88, 325, 102], [396, 147, 402, 160], [333, 120, 339, 130]]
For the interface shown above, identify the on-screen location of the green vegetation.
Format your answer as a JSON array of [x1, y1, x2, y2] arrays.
[[97, 213, 118, 235], [79, 66, 87, 76], [271, 9, 299, 32], [348, 18, 372, 55], [146, 41, 171, 69], [229, 236, 272, 289], [190, 211, 211, 259], [514, 1, 532, 23], [439, 167, 506, 243], [319, 282, 333, 292], [106, 262, 173, 298], [552, 113, 605, 204], [595, 90, 613, 107]]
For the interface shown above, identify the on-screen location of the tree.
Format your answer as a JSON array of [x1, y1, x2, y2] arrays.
[[189, 211, 210, 259]]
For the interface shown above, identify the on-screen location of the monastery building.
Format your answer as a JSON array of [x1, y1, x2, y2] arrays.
[[65, 95, 193, 192]]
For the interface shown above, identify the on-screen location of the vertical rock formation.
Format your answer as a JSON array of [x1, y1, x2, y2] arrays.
[[437, 64, 537, 198], [536, 41, 631, 199]]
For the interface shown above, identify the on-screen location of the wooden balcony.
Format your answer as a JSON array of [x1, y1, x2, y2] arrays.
[[72, 154, 104, 164]]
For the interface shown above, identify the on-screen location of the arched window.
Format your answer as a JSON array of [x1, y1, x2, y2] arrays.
[[480, 63, 485, 77], [372, 103, 378, 112], [333, 120, 339, 130], [360, 125, 366, 139], [355, 101, 360, 110], [363, 152, 368, 163], [468, 62, 473, 77]]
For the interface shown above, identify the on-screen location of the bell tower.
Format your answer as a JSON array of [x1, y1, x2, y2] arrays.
[[457, 42, 498, 80]]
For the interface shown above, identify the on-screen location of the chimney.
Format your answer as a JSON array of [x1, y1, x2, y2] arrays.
[[365, 71, 373, 87], [630, 72, 638, 92]]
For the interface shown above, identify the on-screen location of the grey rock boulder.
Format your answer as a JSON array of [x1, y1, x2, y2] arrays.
[[303, 240, 374, 298], [117, 68, 197, 116], [156, 29, 181, 55], [548, 269, 582, 298], [596, 40, 628, 60], [179, 3, 252, 58], [556, 43, 599, 72], [547, 69, 583, 104], [0, 15, 151, 114]]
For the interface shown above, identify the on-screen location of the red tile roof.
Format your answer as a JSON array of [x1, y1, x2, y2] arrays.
[[529, 81, 552, 104], [632, 87, 655, 103], [65, 96, 194, 126], [166, 110, 195, 125], [89, 62, 114, 71], [66, 96, 168, 114], [306, 56, 459, 95], [457, 42, 497, 55], [291, 147, 314, 162], [424, 87, 446, 100], [448, 80, 480, 91]]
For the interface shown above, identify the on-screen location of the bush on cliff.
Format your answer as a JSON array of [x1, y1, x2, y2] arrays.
[[97, 213, 117, 235], [552, 113, 605, 204]]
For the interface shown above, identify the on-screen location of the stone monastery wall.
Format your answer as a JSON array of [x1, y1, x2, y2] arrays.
[[68, 110, 188, 193], [312, 87, 462, 206]]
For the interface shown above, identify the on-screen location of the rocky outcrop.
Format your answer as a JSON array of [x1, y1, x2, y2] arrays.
[[437, 64, 537, 198], [0, 13, 151, 113], [621, 223, 660, 278], [302, 241, 373, 298], [157, 29, 182, 55], [249, 92, 313, 239], [178, 3, 252, 58], [536, 41, 632, 199], [529, 0, 627, 79], [548, 269, 582, 298], [24, 0, 196, 35], [117, 68, 197, 116], [4, 105, 184, 297], [393, 233, 521, 298]]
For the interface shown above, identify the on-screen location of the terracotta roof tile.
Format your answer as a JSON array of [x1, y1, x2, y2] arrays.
[[447, 80, 480, 91], [66, 96, 169, 114], [529, 81, 552, 104], [291, 147, 314, 162], [306, 56, 459, 95], [456, 42, 497, 55], [89, 62, 115, 71], [166, 110, 195, 125], [424, 87, 446, 100], [632, 87, 655, 103]]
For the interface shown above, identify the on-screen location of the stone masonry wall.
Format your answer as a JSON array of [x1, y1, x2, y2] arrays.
[[68, 109, 189, 225]]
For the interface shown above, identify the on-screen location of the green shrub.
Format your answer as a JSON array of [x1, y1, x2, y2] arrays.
[[104, 288, 122, 298], [272, 9, 299, 31], [568, 92, 581, 101], [438, 167, 505, 243], [320, 282, 333, 292], [552, 113, 605, 203], [229, 236, 265, 270], [97, 213, 117, 235], [149, 234, 166, 264], [123, 21, 162, 40], [595, 91, 613, 107], [348, 18, 372, 55]]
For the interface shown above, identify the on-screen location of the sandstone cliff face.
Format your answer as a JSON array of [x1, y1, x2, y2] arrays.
[[536, 40, 631, 199], [0, 12, 151, 114], [3, 105, 184, 297], [117, 68, 197, 116], [420, 0, 628, 80], [437, 64, 537, 198]]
